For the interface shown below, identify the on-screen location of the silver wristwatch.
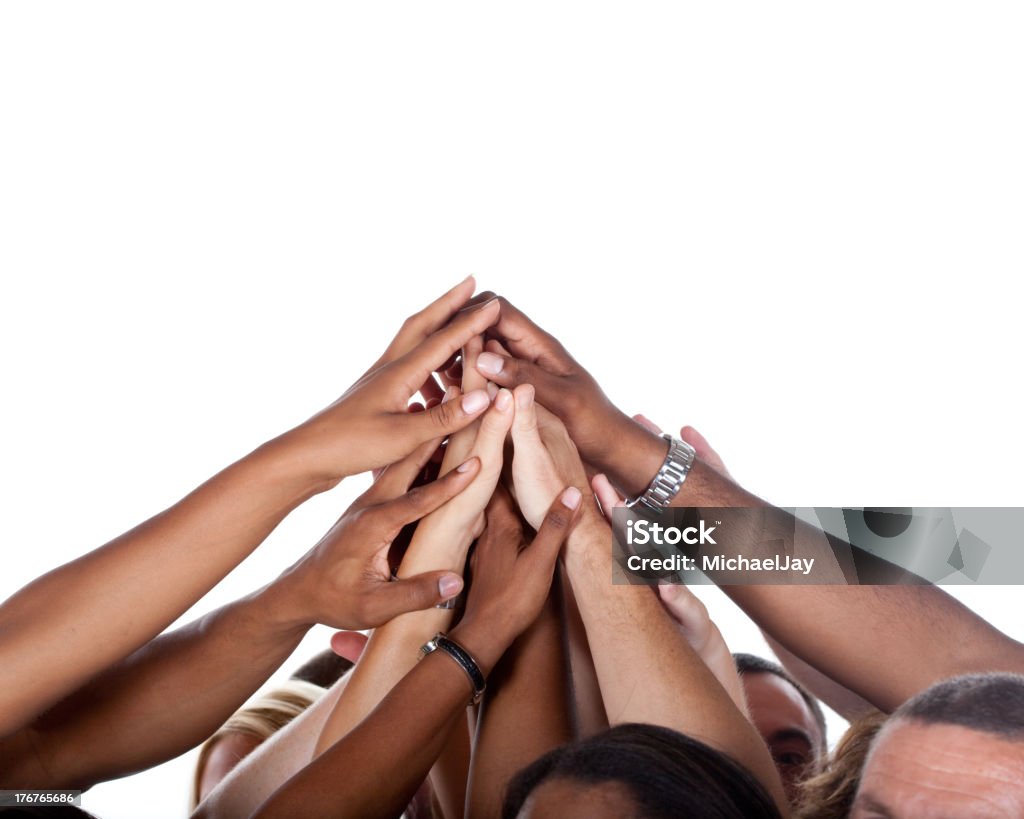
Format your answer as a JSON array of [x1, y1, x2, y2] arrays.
[[627, 433, 696, 512]]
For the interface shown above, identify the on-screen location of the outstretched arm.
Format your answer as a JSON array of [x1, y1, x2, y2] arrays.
[[0, 279, 498, 738], [478, 297, 1024, 714], [0, 443, 479, 790], [591, 471, 748, 715], [465, 577, 573, 819], [252, 491, 583, 819], [507, 390, 789, 814]]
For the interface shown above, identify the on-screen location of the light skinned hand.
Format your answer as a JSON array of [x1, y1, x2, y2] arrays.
[[330, 631, 370, 665], [590, 471, 748, 713], [508, 383, 593, 531]]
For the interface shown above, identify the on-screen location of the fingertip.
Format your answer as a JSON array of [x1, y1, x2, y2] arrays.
[[438, 572, 463, 599], [680, 425, 710, 452], [461, 389, 490, 415], [476, 351, 505, 377], [456, 456, 480, 474], [494, 387, 513, 413], [330, 630, 369, 664], [514, 383, 535, 409], [473, 297, 500, 322], [561, 486, 582, 510]]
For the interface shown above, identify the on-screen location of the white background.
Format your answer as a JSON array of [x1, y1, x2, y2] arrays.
[[2, 3, 1022, 817]]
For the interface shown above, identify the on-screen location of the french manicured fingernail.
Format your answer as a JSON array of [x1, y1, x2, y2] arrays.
[[439, 573, 463, 598], [477, 352, 504, 375], [461, 389, 490, 414], [456, 458, 476, 473], [486, 381, 499, 400], [495, 388, 513, 412], [442, 386, 457, 404], [561, 487, 582, 510], [517, 385, 535, 409]]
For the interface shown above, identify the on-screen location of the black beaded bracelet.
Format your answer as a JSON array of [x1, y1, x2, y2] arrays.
[[420, 632, 486, 704]]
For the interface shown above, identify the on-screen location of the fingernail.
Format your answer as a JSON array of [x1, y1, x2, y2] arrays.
[[561, 487, 582, 510], [477, 352, 504, 376], [439, 573, 463, 599], [517, 385, 535, 409], [486, 381, 499, 400], [456, 458, 475, 473], [442, 386, 457, 404], [461, 389, 490, 414], [495, 388, 513, 412]]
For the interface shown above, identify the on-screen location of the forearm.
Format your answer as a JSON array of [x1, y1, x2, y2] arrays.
[[673, 462, 1024, 711], [695, 621, 748, 715], [763, 634, 877, 722], [0, 433, 324, 736], [312, 505, 474, 755], [255, 623, 495, 819], [7, 582, 308, 789], [195, 673, 350, 819], [564, 514, 788, 811], [466, 584, 573, 819], [559, 561, 609, 739], [314, 408, 503, 754]]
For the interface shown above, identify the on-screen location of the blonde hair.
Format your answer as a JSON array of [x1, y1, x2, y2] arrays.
[[191, 679, 325, 809], [794, 710, 887, 819]]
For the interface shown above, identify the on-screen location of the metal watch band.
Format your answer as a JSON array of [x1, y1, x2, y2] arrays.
[[627, 433, 696, 513], [420, 632, 486, 704]]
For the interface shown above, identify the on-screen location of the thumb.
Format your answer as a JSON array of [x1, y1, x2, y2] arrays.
[[412, 388, 492, 440], [364, 571, 464, 625]]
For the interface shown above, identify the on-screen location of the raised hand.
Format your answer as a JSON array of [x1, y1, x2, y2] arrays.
[[470, 296, 666, 497], [286, 279, 500, 483], [452, 485, 582, 674], [270, 442, 481, 630], [508, 383, 594, 531]]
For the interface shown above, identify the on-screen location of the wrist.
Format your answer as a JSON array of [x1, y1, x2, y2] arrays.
[[252, 575, 318, 640], [600, 414, 668, 498], [448, 617, 514, 677], [272, 420, 353, 494]]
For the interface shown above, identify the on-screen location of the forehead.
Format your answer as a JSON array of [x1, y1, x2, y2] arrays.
[[517, 778, 639, 819], [855, 721, 1024, 818], [742, 671, 822, 748]]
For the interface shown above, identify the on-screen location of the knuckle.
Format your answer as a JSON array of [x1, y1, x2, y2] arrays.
[[359, 504, 399, 538], [403, 484, 427, 510], [430, 401, 457, 430], [400, 312, 421, 334], [545, 509, 571, 530], [560, 388, 584, 413]]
